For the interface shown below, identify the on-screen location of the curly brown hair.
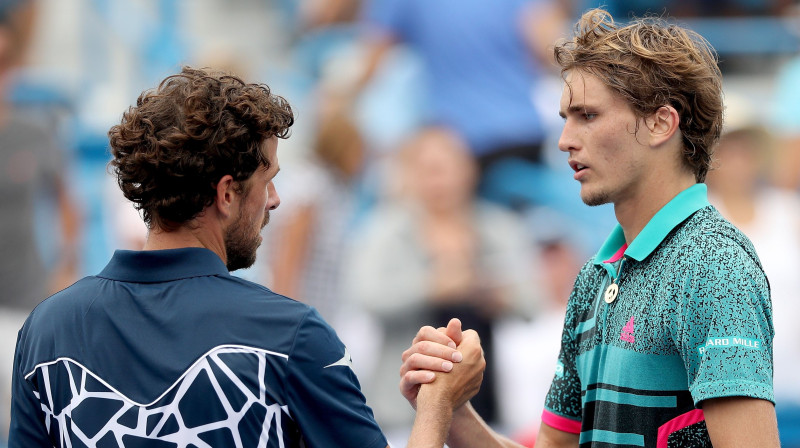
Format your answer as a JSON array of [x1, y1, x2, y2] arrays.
[[554, 9, 723, 182], [108, 66, 294, 230]]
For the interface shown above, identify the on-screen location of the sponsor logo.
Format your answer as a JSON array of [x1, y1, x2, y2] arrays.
[[324, 347, 354, 370], [697, 337, 762, 355], [620, 316, 635, 344]]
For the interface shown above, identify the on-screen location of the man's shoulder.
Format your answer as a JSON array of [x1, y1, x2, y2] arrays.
[[28, 275, 105, 320], [20, 273, 324, 363], [32, 273, 315, 321], [663, 206, 760, 263], [223, 275, 326, 324], [574, 257, 602, 282], [649, 206, 766, 287], [15, 274, 332, 403], [225, 275, 308, 305], [673, 206, 747, 241]]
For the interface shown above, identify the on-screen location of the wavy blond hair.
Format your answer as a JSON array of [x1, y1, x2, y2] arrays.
[[555, 9, 723, 182]]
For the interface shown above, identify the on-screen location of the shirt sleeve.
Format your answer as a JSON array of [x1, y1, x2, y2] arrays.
[[542, 263, 594, 432], [669, 236, 774, 406], [285, 308, 388, 448], [8, 327, 52, 448]]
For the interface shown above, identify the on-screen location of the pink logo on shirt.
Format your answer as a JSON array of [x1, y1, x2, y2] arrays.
[[620, 316, 635, 343]]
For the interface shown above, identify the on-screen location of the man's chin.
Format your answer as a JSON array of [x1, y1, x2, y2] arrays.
[[581, 192, 610, 207], [227, 254, 257, 272], [225, 240, 260, 272]]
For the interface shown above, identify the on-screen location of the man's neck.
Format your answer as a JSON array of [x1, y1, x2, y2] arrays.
[[143, 221, 227, 265], [615, 174, 696, 244]]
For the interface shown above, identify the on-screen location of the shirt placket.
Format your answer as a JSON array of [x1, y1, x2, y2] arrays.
[[597, 257, 626, 343]]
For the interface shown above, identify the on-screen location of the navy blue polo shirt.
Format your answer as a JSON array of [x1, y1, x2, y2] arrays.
[[10, 248, 388, 448]]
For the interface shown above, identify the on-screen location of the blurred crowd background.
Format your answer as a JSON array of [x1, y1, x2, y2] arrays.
[[3, 0, 800, 446]]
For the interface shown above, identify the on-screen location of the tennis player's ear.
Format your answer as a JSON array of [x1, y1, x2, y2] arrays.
[[646, 105, 680, 147], [213, 174, 236, 219]]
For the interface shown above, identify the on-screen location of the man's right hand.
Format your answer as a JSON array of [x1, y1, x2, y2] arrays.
[[403, 319, 534, 448]]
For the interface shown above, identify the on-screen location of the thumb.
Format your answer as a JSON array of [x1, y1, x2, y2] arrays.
[[445, 318, 463, 346]]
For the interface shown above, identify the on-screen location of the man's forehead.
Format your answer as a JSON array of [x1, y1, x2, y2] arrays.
[[559, 71, 618, 108], [559, 75, 589, 114], [561, 70, 594, 96]]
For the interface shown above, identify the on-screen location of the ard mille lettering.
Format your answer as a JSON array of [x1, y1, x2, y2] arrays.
[[697, 337, 762, 355]]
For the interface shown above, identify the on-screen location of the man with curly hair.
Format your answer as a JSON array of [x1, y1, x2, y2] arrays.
[[398, 9, 779, 448], [8, 67, 485, 448]]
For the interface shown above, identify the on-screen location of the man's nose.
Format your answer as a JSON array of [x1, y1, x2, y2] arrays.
[[267, 182, 280, 210], [558, 125, 576, 153]]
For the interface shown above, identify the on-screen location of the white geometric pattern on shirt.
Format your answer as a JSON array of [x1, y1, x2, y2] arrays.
[[28, 345, 294, 448]]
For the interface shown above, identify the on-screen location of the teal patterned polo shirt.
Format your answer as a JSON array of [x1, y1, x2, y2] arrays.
[[542, 183, 774, 448]]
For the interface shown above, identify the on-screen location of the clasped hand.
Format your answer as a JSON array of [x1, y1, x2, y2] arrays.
[[399, 318, 486, 412]]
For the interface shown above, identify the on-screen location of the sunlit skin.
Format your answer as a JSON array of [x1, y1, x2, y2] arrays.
[[558, 70, 694, 244], [558, 70, 652, 208]]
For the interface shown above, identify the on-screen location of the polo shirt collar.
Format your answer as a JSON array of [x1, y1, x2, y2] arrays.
[[594, 183, 710, 266], [98, 247, 230, 283]]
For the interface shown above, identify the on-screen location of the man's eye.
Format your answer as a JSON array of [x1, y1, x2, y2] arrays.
[[583, 113, 597, 120]]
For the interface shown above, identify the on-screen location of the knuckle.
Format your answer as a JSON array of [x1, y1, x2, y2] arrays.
[[413, 326, 435, 343], [418, 340, 436, 353]]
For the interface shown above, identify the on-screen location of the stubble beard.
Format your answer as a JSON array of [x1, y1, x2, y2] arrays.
[[224, 210, 269, 272], [580, 188, 611, 207]]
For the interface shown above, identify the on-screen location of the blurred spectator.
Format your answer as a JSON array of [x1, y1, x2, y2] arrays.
[[0, 0, 33, 78], [343, 127, 541, 441], [0, 0, 80, 441], [577, 0, 792, 17], [770, 52, 800, 190], [706, 124, 800, 446], [299, 0, 362, 33], [103, 173, 147, 250], [351, 0, 567, 188], [269, 112, 366, 324]]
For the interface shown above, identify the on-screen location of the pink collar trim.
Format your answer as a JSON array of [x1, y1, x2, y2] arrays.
[[603, 243, 628, 263]]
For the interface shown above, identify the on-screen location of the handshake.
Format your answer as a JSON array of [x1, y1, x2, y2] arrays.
[[398, 318, 488, 446]]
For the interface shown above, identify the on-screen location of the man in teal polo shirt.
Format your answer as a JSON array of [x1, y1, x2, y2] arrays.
[[396, 8, 779, 448]]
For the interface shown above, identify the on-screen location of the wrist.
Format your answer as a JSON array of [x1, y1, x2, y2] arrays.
[[418, 385, 456, 425], [408, 386, 455, 447]]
